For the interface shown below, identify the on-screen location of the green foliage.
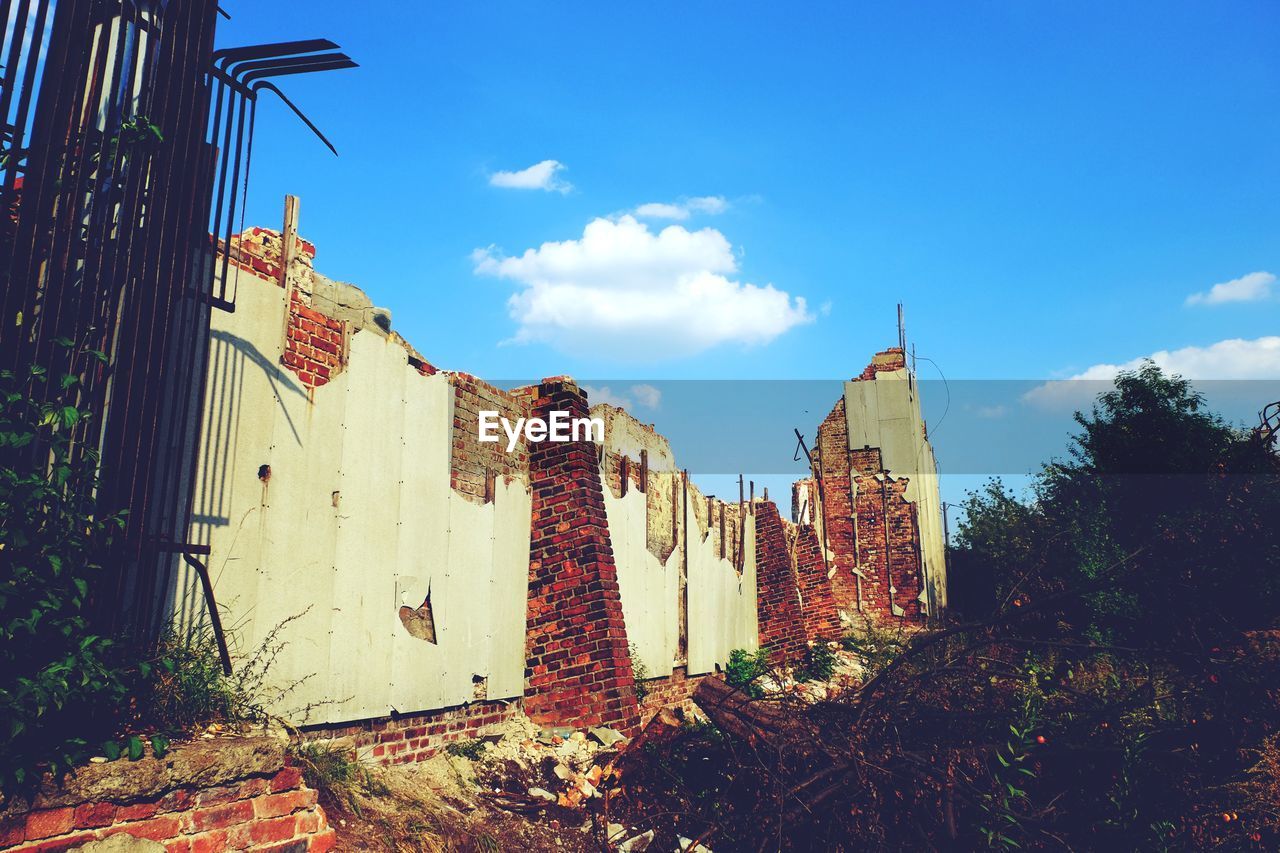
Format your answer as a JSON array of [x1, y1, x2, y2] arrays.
[[0, 355, 129, 792], [725, 648, 769, 699], [117, 115, 164, 150], [630, 642, 650, 702], [795, 642, 837, 683], [443, 738, 487, 761], [977, 670, 1043, 849], [951, 361, 1280, 643]]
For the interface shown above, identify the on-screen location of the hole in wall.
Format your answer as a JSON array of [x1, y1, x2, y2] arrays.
[[472, 673, 487, 700], [398, 590, 436, 643]]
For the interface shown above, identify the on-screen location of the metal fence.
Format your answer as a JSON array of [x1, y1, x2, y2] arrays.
[[0, 0, 352, 650]]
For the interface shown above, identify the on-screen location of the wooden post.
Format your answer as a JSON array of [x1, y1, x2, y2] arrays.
[[737, 474, 746, 570], [281, 194, 300, 287], [279, 195, 300, 348], [719, 502, 726, 559], [639, 448, 648, 493], [672, 473, 679, 540], [620, 455, 629, 497], [679, 469, 689, 663]]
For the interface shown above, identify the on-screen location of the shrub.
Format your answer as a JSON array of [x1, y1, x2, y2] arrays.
[[796, 642, 837, 683], [725, 648, 769, 698], [0, 356, 130, 792], [630, 642, 650, 702]]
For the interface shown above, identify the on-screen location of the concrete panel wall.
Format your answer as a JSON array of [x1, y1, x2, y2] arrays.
[[844, 368, 948, 614], [603, 467, 758, 680], [171, 272, 531, 725], [604, 485, 681, 679], [686, 513, 757, 674]]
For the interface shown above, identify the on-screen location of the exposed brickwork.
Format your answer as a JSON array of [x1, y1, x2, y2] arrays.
[[524, 378, 641, 733], [217, 225, 314, 283], [812, 346, 931, 624], [448, 373, 531, 503], [637, 667, 709, 725], [283, 290, 345, 388], [301, 699, 521, 766], [817, 397, 862, 612], [792, 523, 841, 641], [218, 226, 346, 390], [0, 742, 331, 853], [852, 469, 925, 620], [856, 346, 907, 380], [753, 501, 807, 663]]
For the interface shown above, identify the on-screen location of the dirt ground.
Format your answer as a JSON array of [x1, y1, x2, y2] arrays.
[[318, 645, 866, 852]]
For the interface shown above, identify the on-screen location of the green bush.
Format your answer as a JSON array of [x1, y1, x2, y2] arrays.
[[796, 642, 837, 683], [630, 642, 651, 702], [725, 648, 769, 698], [0, 356, 130, 792]]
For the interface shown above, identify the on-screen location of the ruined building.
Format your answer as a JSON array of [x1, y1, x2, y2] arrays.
[[172, 218, 946, 763], [794, 349, 948, 622]]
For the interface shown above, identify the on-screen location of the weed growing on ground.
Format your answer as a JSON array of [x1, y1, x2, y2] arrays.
[[630, 642, 651, 703], [795, 641, 838, 683], [725, 648, 770, 698], [444, 739, 487, 761]]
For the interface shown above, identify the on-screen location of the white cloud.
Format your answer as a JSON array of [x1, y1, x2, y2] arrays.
[[1024, 336, 1280, 409], [473, 215, 813, 359], [633, 196, 729, 221], [970, 404, 1008, 419], [1185, 271, 1275, 306], [489, 160, 572, 193], [582, 383, 663, 411], [630, 384, 662, 409]]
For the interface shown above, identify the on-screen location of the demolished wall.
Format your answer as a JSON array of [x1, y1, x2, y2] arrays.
[[0, 737, 332, 853], [804, 348, 948, 623], [178, 223, 946, 765]]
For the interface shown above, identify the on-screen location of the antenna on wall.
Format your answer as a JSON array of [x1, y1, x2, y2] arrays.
[[897, 303, 906, 352]]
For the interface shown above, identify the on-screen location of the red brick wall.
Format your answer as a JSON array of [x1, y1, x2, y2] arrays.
[[851, 458, 926, 621], [870, 473, 923, 620], [812, 347, 930, 625], [753, 501, 807, 663], [637, 667, 708, 725], [523, 378, 640, 734], [283, 290, 345, 388], [792, 523, 841, 641], [817, 398, 861, 612], [0, 741, 331, 853], [303, 700, 521, 767], [857, 347, 907, 380], [219, 226, 346, 390]]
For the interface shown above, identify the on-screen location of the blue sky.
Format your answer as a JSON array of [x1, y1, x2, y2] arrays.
[[218, 2, 1279, 504]]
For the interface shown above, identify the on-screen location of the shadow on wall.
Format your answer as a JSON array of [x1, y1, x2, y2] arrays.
[[166, 329, 312, 631]]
